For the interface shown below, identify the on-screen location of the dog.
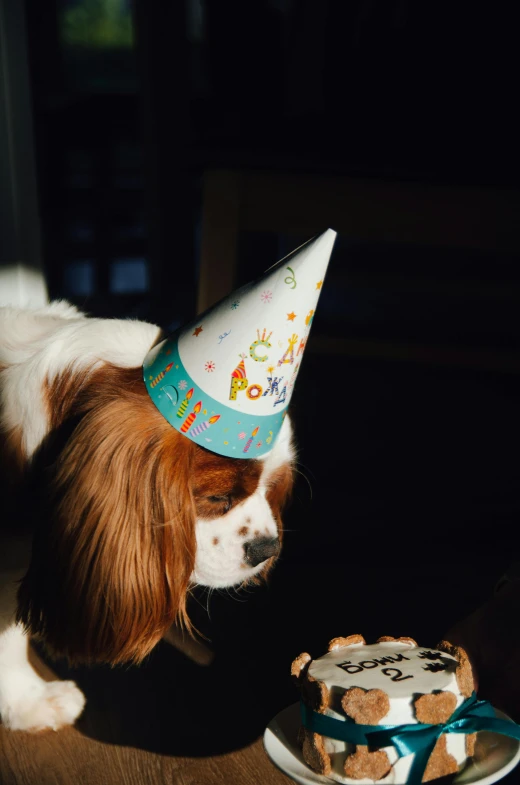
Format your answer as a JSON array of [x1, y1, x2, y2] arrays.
[[0, 301, 294, 732]]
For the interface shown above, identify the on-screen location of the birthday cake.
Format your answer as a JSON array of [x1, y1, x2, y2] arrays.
[[291, 635, 476, 783]]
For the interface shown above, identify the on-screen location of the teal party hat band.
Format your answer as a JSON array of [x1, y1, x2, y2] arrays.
[[143, 337, 286, 458]]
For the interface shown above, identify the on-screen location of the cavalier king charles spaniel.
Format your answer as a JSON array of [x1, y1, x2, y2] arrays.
[[0, 301, 294, 732]]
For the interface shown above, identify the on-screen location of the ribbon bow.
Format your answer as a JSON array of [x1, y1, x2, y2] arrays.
[[300, 693, 520, 784]]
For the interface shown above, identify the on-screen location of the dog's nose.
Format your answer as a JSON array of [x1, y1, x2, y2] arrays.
[[243, 536, 280, 567]]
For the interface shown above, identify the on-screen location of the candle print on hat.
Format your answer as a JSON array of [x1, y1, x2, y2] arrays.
[[143, 229, 336, 458]]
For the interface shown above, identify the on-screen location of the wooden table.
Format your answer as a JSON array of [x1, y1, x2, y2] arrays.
[[0, 644, 294, 785], [0, 723, 293, 785]]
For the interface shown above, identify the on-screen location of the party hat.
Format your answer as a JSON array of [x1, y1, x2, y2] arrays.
[[143, 229, 336, 458]]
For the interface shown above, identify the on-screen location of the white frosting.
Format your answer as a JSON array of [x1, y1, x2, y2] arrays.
[[306, 641, 470, 785]]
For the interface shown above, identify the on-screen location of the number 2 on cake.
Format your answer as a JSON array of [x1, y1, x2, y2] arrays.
[[381, 667, 413, 681]]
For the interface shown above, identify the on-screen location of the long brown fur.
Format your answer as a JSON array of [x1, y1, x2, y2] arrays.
[[17, 365, 197, 665]]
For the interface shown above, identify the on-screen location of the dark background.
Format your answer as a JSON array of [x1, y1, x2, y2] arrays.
[[4, 0, 520, 770]]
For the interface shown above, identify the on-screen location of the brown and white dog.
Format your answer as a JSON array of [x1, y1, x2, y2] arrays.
[[0, 301, 294, 732]]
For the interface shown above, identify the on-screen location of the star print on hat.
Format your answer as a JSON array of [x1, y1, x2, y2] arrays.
[[143, 229, 336, 458]]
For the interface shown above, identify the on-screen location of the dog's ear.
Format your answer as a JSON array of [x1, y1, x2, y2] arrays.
[[266, 462, 294, 533], [17, 367, 197, 665], [253, 461, 294, 583]]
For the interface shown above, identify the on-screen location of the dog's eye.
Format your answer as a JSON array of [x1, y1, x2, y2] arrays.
[[207, 495, 232, 513]]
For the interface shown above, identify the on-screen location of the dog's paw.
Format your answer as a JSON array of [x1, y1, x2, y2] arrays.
[[2, 679, 86, 732]]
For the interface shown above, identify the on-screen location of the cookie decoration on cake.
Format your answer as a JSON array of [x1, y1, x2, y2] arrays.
[[413, 692, 459, 781], [299, 726, 332, 776], [341, 687, 390, 725], [376, 635, 418, 646], [302, 672, 329, 714], [342, 687, 392, 781], [436, 639, 475, 697], [292, 635, 481, 784], [414, 691, 457, 725], [421, 735, 459, 783], [290, 651, 312, 683], [465, 732, 477, 757], [291, 650, 331, 774], [343, 746, 392, 781], [329, 634, 366, 651]]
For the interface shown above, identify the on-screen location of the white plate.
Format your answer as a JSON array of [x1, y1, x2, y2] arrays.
[[264, 703, 520, 785]]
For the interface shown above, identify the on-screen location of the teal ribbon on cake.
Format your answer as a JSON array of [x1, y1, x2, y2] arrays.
[[300, 693, 520, 784]]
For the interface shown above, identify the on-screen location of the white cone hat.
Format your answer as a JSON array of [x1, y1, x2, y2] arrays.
[[143, 229, 336, 458]]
